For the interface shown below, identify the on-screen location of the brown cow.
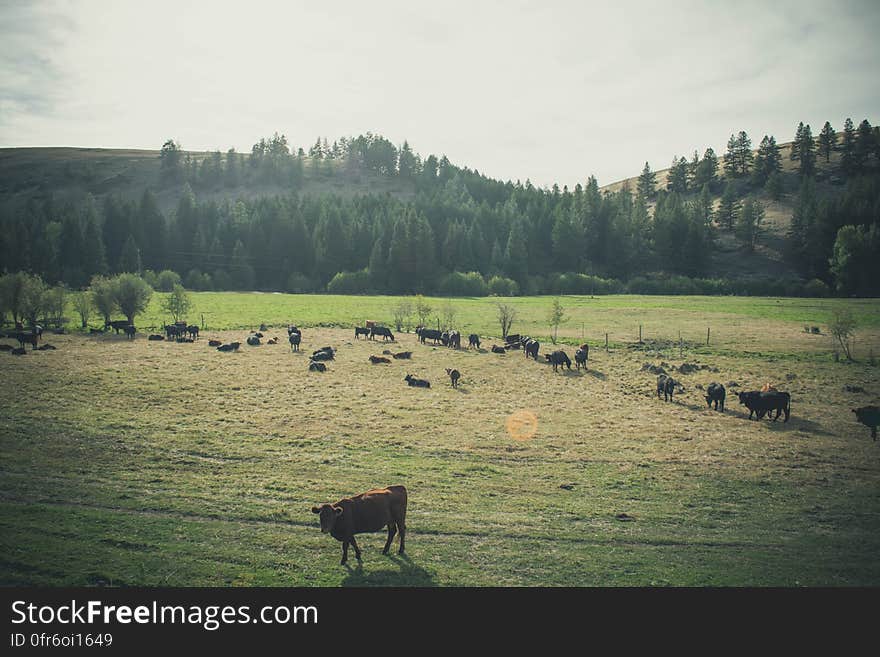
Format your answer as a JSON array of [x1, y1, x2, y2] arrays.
[[311, 485, 407, 565]]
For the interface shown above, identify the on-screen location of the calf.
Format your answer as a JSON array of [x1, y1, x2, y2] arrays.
[[705, 382, 726, 412], [267, 337, 278, 345], [446, 368, 461, 388], [370, 355, 391, 364], [448, 331, 461, 349], [404, 374, 430, 388], [545, 350, 572, 372], [355, 327, 370, 340], [736, 390, 791, 422], [657, 374, 684, 401], [468, 334, 481, 349], [574, 348, 588, 370], [392, 351, 412, 360], [852, 406, 880, 440], [246, 335, 261, 346], [491, 345, 506, 354], [309, 361, 327, 372], [311, 485, 407, 565]]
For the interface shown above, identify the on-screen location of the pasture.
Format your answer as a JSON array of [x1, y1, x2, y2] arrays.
[[2, 295, 880, 586]]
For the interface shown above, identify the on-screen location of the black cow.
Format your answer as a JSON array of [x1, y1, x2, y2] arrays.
[[288, 325, 301, 336], [447, 331, 461, 349], [105, 320, 131, 335], [657, 374, 684, 401], [11, 347, 26, 355], [217, 342, 240, 352], [309, 361, 327, 372], [36, 343, 56, 351], [545, 350, 572, 372], [247, 335, 261, 346], [370, 355, 391, 364], [505, 334, 522, 349], [208, 339, 222, 347], [417, 327, 442, 344], [310, 349, 334, 362], [370, 326, 395, 342], [404, 374, 430, 388], [165, 324, 180, 340], [491, 344, 506, 354], [124, 325, 136, 340], [9, 331, 38, 350], [468, 334, 481, 349], [852, 406, 880, 440], [392, 351, 412, 359], [89, 328, 105, 335], [0, 344, 12, 351], [289, 332, 301, 352], [705, 382, 726, 412], [736, 390, 791, 422], [149, 334, 165, 341], [574, 348, 588, 370], [187, 325, 199, 340], [311, 485, 407, 565], [525, 340, 540, 360], [355, 327, 370, 340], [446, 368, 461, 388]]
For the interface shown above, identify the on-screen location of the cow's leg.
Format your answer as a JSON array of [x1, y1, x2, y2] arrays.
[[383, 523, 397, 555], [397, 521, 406, 554], [349, 535, 362, 561], [341, 540, 349, 565]]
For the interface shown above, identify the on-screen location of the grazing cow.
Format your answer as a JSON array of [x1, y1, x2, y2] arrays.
[[148, 334, 165, 341], [105, 319, 131, 335], [404, 374, 430, 388], [187, 325, 199, 340], [311, 485, 407, 565], [525, 340, 540, 361], [208, 339, 222, 347], [11, 347, 26, 355], [852, 406, 880, 440], [448, 331, 461, 349], [217, 342, 240, 352], [392, 351, 412, 360], [468, 334, 481, 349], [246, 335, 261, 346], [657, 374, 685, 401], [36, 343, 56, 351], [164, 324, 180, 340], [574, 348, 588, 370], [355, 327, 371, 340], [705, 382, 726, 412], [370, 326, 395, 342], [416, 327, 443, 344], [309, 361, 327, 372], [124, 325, 136, 340], [736, 390, 791, 422], [545, 350, 572, 372], [446, 368, 461, 388], [289, 332, 301, 352], [370, 355, 391, 364], [491, 344, 506, 354]]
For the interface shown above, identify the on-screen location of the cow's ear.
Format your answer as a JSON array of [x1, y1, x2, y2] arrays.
[[334, 507, 344, 516], [311, 506, 321, 514]]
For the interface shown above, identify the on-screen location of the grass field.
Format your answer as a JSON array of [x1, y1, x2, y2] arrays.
[[2, 294, 880, 586]]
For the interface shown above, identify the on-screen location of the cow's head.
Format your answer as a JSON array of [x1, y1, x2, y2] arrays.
[[311, 504, 343, 533]]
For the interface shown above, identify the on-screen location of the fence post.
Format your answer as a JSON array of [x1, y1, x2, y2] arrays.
[[201, 313, 206, 329], [639, 324, 642, 343], [679, 330, 683, 358], [605, 332, 608, 353], [706, 327, 710, 346]]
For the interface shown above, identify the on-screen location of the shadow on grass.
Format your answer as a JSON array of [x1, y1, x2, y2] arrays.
[[341, 553, 436, 587], [583, 368, 606, 380]]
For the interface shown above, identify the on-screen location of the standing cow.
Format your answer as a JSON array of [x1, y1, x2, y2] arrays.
[[311, 485, 407, 565]]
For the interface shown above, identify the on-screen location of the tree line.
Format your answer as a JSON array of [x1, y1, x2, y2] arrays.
[[2, 117, 879, 298]]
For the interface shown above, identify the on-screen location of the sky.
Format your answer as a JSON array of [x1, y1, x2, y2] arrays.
[[1, 0, 879, 188]]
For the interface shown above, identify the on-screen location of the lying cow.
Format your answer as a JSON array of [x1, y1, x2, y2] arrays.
[[705, 382, 726, 412], [404, 374, 430, 388], [311, 485, 407, 565], [852, 406, 880, 440], [370, 355, 391, 364], [392, 351, 412, 360], [149, 334, 165, 341], [311, 347, 335, 361], [217, 342, 241, 352], [657, 374, 684, 401], [737, 390, 791, 422], [309, 361, 327, 372], [545, 350, 572, 372], [491, 345, 506, 354], [246, 335, 261, 346]]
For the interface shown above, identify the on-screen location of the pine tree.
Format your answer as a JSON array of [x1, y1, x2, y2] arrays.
[[666, 156, 688, 193], [791, 122, 804, 163], [230, 240, 255, 290], [693, 147, 719, 188], [752, 135, 782, 185], [796, 124, 816, 177], [818, 121, 836, 163], [735, 131, 753, 176], [855, 119, 874, 172], [716, 183, 740, 230], [636, 162, 656, 199], [737, 197, 764, 251], [117, 235, 142, 273], [840, 118, 856, 175]]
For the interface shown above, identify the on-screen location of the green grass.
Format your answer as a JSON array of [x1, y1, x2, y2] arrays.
[[3, 298, 880, 587]]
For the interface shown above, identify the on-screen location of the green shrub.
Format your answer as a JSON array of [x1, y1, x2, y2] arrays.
[[487, 276, 520, 296], [438, 271, 488, 296], [156, 269, 182, 292], [327, 269, 373, 295]]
